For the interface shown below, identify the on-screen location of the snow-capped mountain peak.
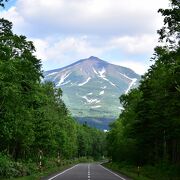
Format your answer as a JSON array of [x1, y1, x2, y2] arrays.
[[44, 56, 141, 129]]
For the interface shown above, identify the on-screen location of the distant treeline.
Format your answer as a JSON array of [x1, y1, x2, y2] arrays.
[[75, 116, 115, 130], [107, 0, 180, 179], [0, 18, 106, 178]]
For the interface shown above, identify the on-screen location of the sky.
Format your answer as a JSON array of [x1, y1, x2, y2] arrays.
[[0, 0, 170, 75]]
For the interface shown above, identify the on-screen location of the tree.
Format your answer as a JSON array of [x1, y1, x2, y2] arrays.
[[0, 18, 42, 159], [107, 0, 180, 167], [0, 0, 8, 8], [0, 18, 107, 178], [158, 0, 180, 48]]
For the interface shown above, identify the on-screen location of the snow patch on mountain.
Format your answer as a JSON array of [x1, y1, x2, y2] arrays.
[[57, 72, 71, 86], [81, 95, 100, 104], [118, 107, 124, 110], [119, 72, 133, 80], [61, 80, 71, 86], [119, 72, 138, 93], [93, 67, 116, 87], [125, 78, 137, 94], [93, 67, 98, 75], [102, 77, 116, 87], [98, 67, 106, 78], [47, 72, 58, 76], [99, 90, 104, 95], [78, 77, 91, 86], [93, 67, 106, 78], [91, 105, 101, 109], [101, 86, 107, 89], [87, 92, 93, 95]]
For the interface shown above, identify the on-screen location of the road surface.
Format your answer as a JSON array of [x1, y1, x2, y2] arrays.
[[43, 163, 131, 180]]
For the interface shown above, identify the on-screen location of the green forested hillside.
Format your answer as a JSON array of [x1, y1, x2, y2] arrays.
[[107, 0, 180, 179], [0, 18, 106, 179]]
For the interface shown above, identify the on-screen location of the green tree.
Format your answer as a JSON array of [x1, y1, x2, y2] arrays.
[[0, 0, 8, 8], [0, 18, 107, 178], [0, 18, 42, 159], [107, 0, 180, 167], [158, 0, 180, 48]]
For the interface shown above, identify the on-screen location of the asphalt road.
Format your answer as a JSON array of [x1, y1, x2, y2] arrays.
[[43, 163, 131, 180]]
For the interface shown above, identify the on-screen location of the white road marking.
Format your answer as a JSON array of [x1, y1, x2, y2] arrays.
[[100, 165, 127, 180], [48, 164, 79, 180], [88, 164, 91, 180]]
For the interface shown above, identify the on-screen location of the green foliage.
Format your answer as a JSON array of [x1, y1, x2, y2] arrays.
[[104, 162, 151, 180], [105, 162, 180, 180], [107, 0, 180, 178], [0, 153, 34, 178], [0, 153, 14, 178], [107, 119, 138, 163], [0, 18, 106, 178], [0, 18, 42, 160], [77, 123, 106, 159], [158, 0, 180, 47], [0, 0, 8, 8]]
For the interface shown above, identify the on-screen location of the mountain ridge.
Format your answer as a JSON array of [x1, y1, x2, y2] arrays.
[[44, 56, 138, 77], [43, 56, 141, 129]]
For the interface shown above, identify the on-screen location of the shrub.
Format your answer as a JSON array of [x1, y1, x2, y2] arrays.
[[0, 153, 17, 178]]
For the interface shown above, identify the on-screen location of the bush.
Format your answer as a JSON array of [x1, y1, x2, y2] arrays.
[[0, 153, 17, 178], [143, 162, 180, 180], [0, 153, 35, 178]]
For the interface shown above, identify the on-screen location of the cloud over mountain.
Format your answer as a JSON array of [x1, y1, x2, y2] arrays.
[[4, 0, 169, 36], [0, 0, 169, 75]]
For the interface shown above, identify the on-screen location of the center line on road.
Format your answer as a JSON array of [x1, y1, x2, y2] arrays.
[[88, 164, 91, 180]]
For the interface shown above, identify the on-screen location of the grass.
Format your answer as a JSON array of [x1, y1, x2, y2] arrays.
[[103, 162, 151, 180], [103, 162, 180, 180], [2, 157, 94, 180], [2, 164, 74, 180]]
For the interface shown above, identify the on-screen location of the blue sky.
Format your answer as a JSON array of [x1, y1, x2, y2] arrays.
[[0, 0, 170, 74]]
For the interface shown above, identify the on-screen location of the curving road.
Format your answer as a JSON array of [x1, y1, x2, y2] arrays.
[[43, 163, 131, 180]]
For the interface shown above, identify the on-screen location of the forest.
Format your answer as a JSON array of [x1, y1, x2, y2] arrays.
[[0, 17, 106, 179], [106, 0, 180, 179], [0, 0, 179, 179]]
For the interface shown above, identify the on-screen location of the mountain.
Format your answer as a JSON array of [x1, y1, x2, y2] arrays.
[[44, 56, 141, 130]]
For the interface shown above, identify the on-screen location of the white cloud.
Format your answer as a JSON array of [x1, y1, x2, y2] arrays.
[[0, 7, 28, 34], [109, 34, 158, 55], [32, 39, 49, 61], [31, 36, 105, 70], [4, 0, 169, 36], [112, 60, 154, 75], [0, 0, 170, 74], [31, 34, 156, 74]]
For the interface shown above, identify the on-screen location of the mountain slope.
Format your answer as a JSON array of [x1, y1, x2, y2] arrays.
[[44, 56, 141, 129]]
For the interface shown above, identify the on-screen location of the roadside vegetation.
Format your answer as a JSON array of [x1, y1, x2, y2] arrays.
[[104, 162, 179, 180], [1, 157, 94, 180], [106, 0, 180, 179]]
